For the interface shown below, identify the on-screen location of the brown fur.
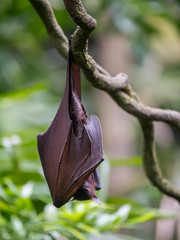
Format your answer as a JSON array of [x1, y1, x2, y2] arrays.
[[69, 91, 87, 138]]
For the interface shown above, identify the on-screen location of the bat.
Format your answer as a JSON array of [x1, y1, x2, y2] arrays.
[[37, 37, 104, 208]]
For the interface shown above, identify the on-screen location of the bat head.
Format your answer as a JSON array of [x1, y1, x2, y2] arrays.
[[73, 175, 100, 204]]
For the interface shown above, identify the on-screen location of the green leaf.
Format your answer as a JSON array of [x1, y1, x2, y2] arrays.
[[125, 211, 156, 226], [109, 156, 142, 167], [67, 227, 87, 240], [0, 201, 15, 213], [0, 82, 46, 103], [77, 222, 100, 235]]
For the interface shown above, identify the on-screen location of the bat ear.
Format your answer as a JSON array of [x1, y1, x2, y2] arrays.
[[92, 168, 101, 190], [92, 196, 100, 205]]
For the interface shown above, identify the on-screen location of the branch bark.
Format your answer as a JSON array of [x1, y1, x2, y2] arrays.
[[29, 0, 68, 58], [29, 0, 180, 202]]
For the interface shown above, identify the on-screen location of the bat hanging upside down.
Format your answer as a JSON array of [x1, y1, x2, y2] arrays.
[[37, 36, 104, 208]]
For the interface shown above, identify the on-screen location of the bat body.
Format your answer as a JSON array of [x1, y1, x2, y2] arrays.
[[37, 38, 104, 208]]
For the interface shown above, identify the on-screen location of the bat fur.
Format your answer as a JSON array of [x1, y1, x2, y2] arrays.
[[69, 90, 87, 138]]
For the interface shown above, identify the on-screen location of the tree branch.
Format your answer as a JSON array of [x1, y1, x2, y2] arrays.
[[29, 0, 68, 58], [63, 0, 97, 31], [29, 0, 180, 203], [140, 120, 180, 201]]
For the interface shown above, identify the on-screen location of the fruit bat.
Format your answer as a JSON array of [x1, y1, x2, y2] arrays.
[[37, 37, 104, 208]]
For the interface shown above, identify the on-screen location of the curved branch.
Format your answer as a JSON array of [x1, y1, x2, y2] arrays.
[[29, 0, 68, 58], [140, 120, 180, 202], [112, 91, 180, 130], [63, 0, 97, 31], [29, 0, 180, 203], [71, 26, 129, 92]]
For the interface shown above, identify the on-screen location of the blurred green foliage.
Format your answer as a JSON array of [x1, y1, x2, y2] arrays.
[[0, 0, 180, 239], [0, 177, 174, 240]]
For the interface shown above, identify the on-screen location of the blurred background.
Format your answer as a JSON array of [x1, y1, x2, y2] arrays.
[[0, 0, 180, 239]]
